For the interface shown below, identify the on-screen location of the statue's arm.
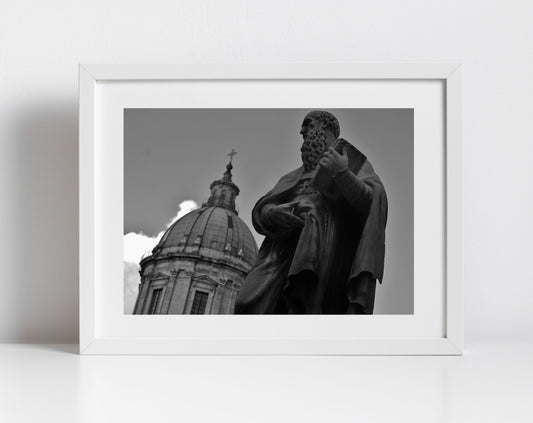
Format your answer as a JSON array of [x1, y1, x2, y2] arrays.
[[331, 168, 373, 213], [256, 203, 276, 231], [252, 195, 303, 239], [252, 194, 283, 238]]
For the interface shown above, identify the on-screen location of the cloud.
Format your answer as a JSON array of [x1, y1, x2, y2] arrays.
[[123, 261, 141, 314], [123, 200, 199, 314], [124, 199, 199, 264]]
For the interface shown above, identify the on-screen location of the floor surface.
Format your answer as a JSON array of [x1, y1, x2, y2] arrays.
[[1, 343, 532, 422]]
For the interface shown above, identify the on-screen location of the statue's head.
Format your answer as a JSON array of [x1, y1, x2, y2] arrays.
[[300, 110, 340, 140], [300, 110, 340, 172]]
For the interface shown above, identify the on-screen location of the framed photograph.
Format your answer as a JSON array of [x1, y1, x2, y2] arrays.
[[79, 64, 462, 355]]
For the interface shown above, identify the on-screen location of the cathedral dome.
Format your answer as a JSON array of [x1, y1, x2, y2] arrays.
[[145, 153, 258, 271], [156, 205, 257, 267], [134, 151, 258, 315]]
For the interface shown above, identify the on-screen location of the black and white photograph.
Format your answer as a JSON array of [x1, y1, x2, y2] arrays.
[[124, 108, 413, 315]]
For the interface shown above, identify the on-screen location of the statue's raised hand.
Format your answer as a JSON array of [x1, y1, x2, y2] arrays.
[[319, 146, 349, 175], [265, 202, 304, 232]]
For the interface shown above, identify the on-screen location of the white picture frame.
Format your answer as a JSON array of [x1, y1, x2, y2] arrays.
[[79, 64, 462, 355]]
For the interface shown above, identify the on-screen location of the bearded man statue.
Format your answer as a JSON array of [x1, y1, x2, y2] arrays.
[[235, 111, 388, 314]]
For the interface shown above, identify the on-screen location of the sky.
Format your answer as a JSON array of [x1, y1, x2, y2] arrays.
[[124, 109, 413, 314]]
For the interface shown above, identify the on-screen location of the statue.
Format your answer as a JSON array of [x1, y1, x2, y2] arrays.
[[235, 111, 388, 314]]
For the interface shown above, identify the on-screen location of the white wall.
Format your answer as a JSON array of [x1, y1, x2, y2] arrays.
[[1, 0, 531, 343]]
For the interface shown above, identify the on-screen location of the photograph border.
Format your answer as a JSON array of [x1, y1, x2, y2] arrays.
[[79, 64, 462, 355]]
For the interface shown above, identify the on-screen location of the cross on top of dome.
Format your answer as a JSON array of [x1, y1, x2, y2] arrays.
[[222, 149, 237, 182], [228, 148, 237, 163]]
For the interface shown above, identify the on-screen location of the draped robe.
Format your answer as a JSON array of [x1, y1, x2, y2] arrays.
[[235, 140, 387, 314]]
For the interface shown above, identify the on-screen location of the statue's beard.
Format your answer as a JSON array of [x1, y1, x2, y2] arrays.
[[300, 128, 327, 172]]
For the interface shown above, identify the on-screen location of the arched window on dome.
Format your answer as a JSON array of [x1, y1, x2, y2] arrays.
[[193, 235, 202, 245], [179, 234, 188, 245], [148, 288, 163, 314], [190, 291, 209, 315]]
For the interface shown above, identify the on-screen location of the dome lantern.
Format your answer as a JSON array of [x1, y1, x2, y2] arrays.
[[205, 149, 240, 214]]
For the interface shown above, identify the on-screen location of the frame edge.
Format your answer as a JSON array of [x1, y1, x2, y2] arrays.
[[80, 63, 462, 81]]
